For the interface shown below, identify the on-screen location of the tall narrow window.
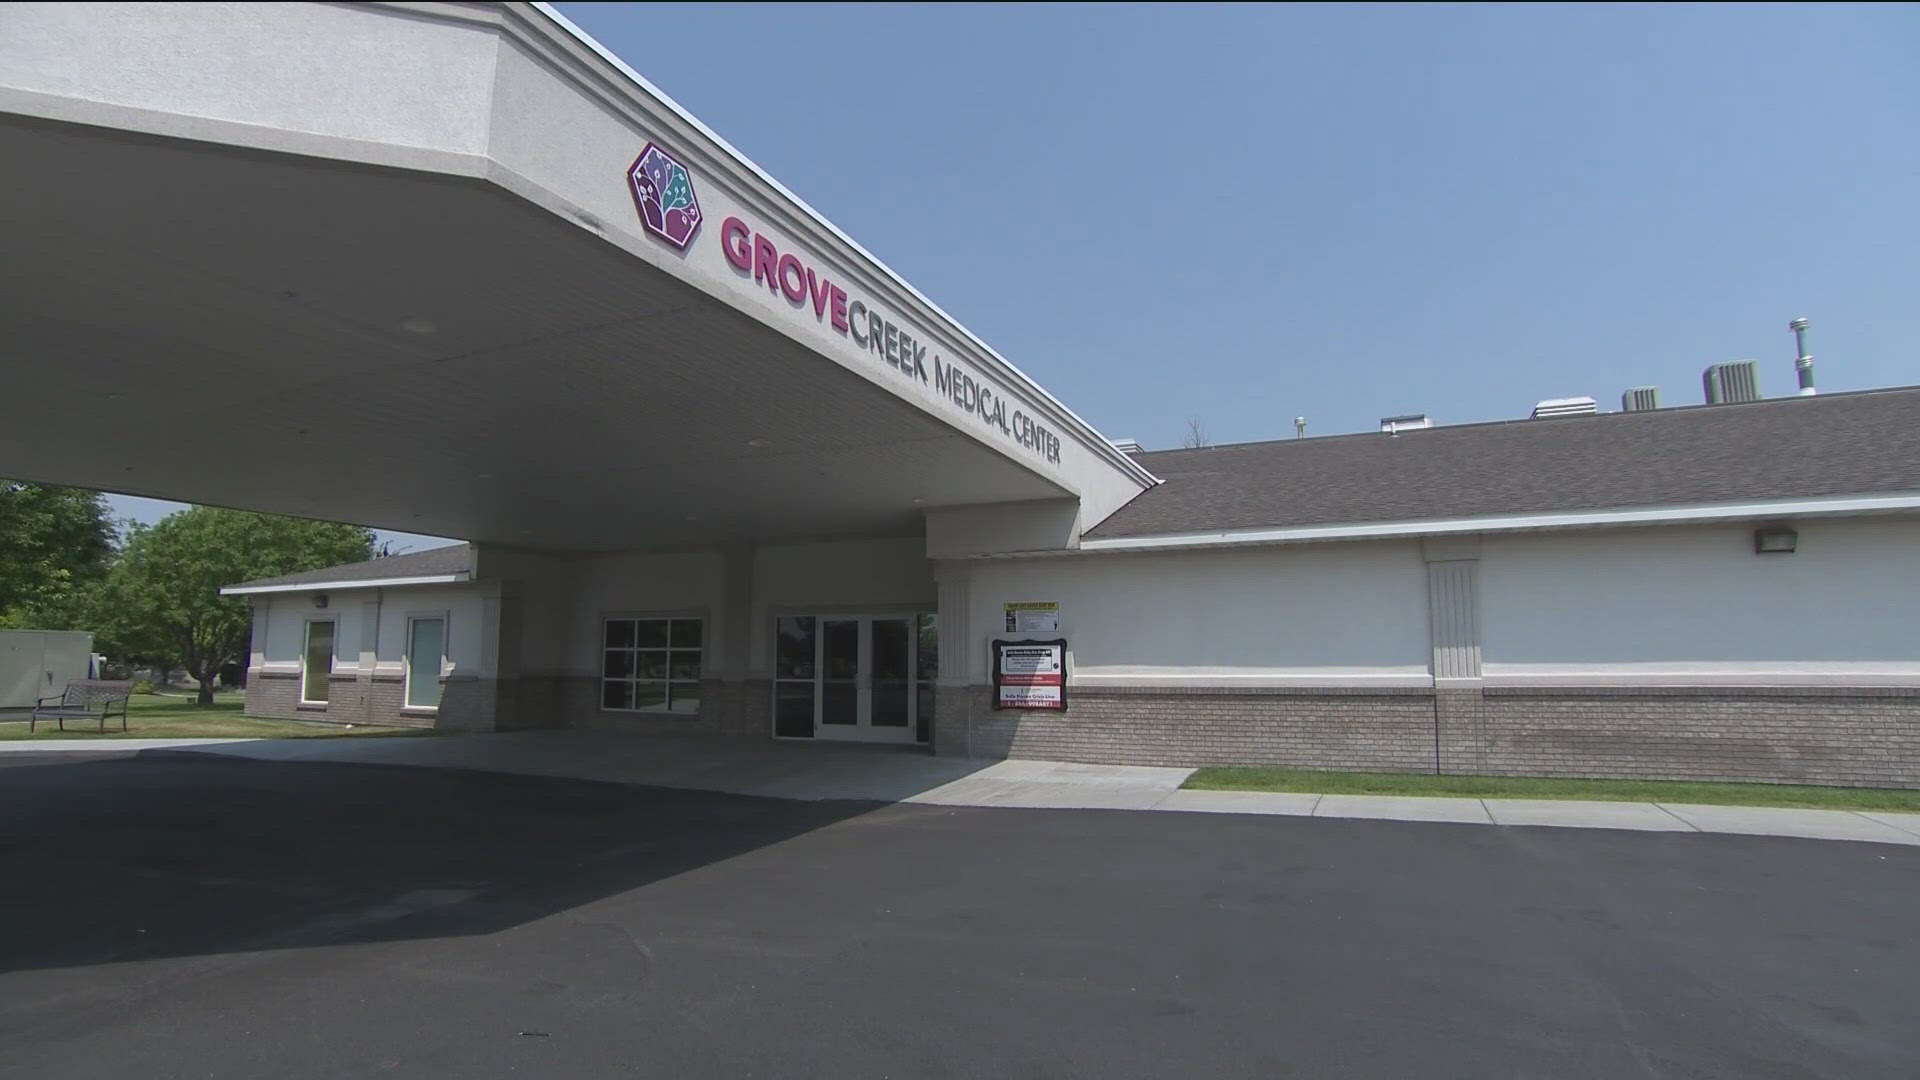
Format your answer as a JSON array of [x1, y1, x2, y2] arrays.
[[303, 621, 334, 704], [773, 615, 817, 738], [406, 616, 445, 708], [601, 617, 703, 713]]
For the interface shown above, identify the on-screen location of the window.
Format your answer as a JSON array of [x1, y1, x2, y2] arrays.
[[602, 617, 702, 713], [406, 616, 446, 709], [302, 620, 334, 704]]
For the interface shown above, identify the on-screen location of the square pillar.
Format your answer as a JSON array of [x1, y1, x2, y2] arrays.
[[932, 562, 976, 756]]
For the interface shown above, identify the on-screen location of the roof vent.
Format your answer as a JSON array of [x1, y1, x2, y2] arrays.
[[1621, 386, 1660, 412], [1531, 396, 1597, 419], [1703, 360, 1760, 404], [1109, 438, 1144, 454], [1379, 413, 1431, 434], [1789, 318, 1815, 397]]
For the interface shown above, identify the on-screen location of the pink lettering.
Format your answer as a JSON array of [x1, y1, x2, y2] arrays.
[[721, 217, 752, 272], [777, 253, 807, 304], [753, 234, 779, 294], [807, 268, 833, 318], [829, 285, 849, 332]]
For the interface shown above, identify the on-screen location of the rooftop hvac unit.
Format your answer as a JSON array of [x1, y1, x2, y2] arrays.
[[1530, 396, 1597, 419], [1108, 438, 1144, 454], [1621, 386, 1660, 412], [1703, 360, 1760, 404], [1379, 413, 1431, 434]]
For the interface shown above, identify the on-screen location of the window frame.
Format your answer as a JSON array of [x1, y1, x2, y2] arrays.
[[767, 607, 936, 743], [300, 618, 336, 706], [403, 611, 449, 711], [599, 612, 705, 716]]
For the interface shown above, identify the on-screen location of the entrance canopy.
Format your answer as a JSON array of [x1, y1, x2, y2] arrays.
[[0, 2, 1153, 555]]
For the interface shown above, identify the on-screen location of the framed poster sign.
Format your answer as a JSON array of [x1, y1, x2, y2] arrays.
[[1003, 601, 1060, 633], [993, 638, 1067, 711]]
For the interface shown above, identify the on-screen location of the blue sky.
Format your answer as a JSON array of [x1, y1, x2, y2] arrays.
[[111, 2, 1918, 547]]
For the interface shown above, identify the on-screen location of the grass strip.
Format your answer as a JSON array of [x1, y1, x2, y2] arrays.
[[1184, 766, 1920, 812]]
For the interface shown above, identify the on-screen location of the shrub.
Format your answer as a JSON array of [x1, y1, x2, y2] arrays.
[[130, 679, 155, 695]]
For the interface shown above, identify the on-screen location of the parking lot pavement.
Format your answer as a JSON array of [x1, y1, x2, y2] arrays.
[[2, 753, 1918, 1079]]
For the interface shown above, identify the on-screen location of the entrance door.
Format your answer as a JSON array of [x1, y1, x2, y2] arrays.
[[772, 614, 931, 743]]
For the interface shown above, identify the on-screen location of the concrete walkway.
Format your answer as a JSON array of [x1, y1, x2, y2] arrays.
[[7, 731, 1919, 847]]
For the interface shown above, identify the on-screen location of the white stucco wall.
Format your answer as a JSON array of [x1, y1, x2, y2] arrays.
[[754, 537, 937, 612], [552, 551, 726, 679], [543, 537, 935, 682], [251, 585, 489, 683], [751, 536, 937, 676], [0, 1, 500, 162], [956, 542, 1435, 687], [1479, 518, 1920, 685]]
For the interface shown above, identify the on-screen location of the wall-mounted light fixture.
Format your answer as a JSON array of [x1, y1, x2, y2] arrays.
[[1753, 526, 1798, 554], [313, 592, 330, 609]]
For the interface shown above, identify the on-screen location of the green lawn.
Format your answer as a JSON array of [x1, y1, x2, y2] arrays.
[[0, 693, 434, 742], [1184, 766, 1920, 813]]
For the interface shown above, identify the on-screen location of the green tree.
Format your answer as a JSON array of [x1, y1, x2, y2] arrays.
[[97, 508, 373, 704], [0, 481, 115, 626]]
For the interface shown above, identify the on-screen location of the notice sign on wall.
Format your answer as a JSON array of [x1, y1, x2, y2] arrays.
[[993, 639, 1067, 711], [1003, 601, 1060, 633]]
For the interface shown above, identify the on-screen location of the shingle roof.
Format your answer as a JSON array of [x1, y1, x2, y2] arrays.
[[1087, 387, 1920, 539], [226, 543, 472, 590]]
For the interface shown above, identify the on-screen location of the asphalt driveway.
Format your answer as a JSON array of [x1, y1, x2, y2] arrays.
[[1, 751, 1916, 1079]]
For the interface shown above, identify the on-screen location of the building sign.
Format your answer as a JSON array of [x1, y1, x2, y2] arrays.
[[627, 143, 703, 250], [715, 214, 1063, 466], [1003, 601, 1060, 634], [994, 639, 1067, 710], [621, 144, 1065, 466]]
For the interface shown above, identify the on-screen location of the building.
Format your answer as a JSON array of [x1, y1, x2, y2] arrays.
[[5, 3, 1918, 788], [228, 387, 1920, 789], [0, 631, 95, 710]]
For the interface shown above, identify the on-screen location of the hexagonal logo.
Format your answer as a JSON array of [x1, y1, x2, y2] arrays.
[[626, 143, 702, 250]]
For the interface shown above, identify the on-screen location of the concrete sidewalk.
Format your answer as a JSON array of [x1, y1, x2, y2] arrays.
[[6, 732, 1919, 847]]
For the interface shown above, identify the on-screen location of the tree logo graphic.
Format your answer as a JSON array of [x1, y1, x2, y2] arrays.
[[626, 143, 702, 250]]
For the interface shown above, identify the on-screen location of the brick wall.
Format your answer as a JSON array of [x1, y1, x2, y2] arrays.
[[246, 670, 300, 719], [952, 686, 1438, 771], [1473, 687, 1920, 789], [242, 667, 438, 729], [538, 676, 772, 739], [937, 683, 1920, 789]]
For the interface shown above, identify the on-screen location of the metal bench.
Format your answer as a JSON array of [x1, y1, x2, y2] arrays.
[[30, 680, 134, 733]]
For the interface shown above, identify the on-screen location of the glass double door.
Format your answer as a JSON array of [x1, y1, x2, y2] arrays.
[[774, 614, 935, 743]]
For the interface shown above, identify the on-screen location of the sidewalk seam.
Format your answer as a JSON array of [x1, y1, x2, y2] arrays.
[[1851, 811, 1920, 839], [1651, 803, 1703, 831]]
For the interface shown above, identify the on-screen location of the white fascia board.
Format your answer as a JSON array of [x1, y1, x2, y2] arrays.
[[527, 3, 1157, 491], [1071, 490, 1920, 555], [220, 573, 470, 596]]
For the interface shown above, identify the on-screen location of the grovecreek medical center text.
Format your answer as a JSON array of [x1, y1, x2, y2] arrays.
[[721, 216, 1064, 465]]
